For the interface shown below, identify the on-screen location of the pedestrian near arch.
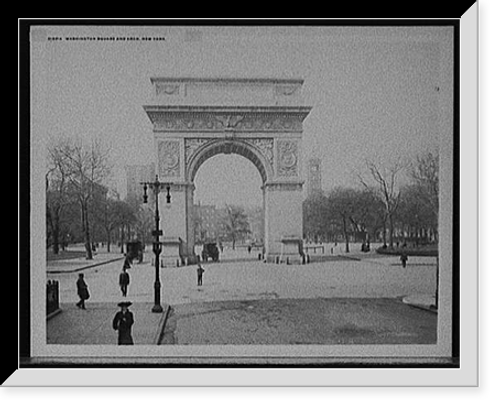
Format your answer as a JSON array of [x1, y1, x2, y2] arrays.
[[112, 301, 134, 345], [119, 269, 130, 296], [197, 263, 205, 286], [76, 273, 89, 310], [400, 253, 408, 268]]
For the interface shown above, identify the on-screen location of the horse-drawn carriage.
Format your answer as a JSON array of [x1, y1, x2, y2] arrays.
[[126, 240, 144, 264]]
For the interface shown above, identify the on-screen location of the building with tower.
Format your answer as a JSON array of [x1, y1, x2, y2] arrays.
[[307, 158, 322, 197]]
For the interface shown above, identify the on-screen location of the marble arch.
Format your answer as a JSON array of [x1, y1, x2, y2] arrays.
[[143, 77, 312, 265]]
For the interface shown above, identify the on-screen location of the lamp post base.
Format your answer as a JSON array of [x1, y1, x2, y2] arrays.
[[151, 304, 164, 313]]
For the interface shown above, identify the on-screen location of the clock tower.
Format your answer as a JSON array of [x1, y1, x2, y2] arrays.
[[307, 158, 322, 197]]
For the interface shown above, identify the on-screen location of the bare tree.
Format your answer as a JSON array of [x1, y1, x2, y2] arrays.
[[328, 187, 359, 253], [222, 205, 251, 250], [46, 143, 71, 254], [135, 204, 155, 248], [359, 159, 407, 248], [410, 151, 439, 222], [50, 138, 111, 259], [303, 193, 331, 243]]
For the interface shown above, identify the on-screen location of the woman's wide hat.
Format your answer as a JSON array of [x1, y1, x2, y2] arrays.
[[117, 301, 132, 307]]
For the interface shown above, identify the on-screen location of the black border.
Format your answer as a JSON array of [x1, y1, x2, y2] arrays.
[[16, 17, 465, 377]]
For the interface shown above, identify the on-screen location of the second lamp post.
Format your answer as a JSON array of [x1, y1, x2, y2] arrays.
[[142, 175, 171, 313]]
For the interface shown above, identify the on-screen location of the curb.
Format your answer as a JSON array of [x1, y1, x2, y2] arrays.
[[46, 308, 62, 321], [153, 305, 172, 345], [402, 295, 438, 314], [405, 303, 438, 314], [47, 257, 124, 274]]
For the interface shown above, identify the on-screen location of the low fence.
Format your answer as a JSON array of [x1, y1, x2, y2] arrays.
[[304, 245, 325, 254], [46, 280, 60, 316]]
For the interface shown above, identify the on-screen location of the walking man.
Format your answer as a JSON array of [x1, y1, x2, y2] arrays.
[[119, 269, 130, 296], [400, 253, 408, 268], [197, 263, 205, 286], [123, 255, 132, 271], [112, 301, 134, 345], [76, 273, 89, 310]]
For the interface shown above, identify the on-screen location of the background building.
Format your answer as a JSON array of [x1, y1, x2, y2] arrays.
[[125, 164, 155, 203], [193, 203, 224, 243], [307, 158, 322, 197], [246, 207, 264, 244]]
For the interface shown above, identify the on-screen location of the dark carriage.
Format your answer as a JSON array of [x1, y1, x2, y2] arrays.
[[126, 240, 144, 263]]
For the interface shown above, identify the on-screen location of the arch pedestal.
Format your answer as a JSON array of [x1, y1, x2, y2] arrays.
[[143, 77, 312, 264]]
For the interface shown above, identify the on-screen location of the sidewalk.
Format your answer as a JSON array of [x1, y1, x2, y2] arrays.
[[47, 302, 170, 345], [47, 252, 124, 273], [162, 297, 437, 345], [402, 293, 437, 313]]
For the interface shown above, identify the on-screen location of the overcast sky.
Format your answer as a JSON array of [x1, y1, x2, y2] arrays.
[[38, 25, 452, 208]]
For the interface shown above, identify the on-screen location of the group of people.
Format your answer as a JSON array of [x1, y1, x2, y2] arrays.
[[74, 255, 135, 345], [74, 255, 208, 345]]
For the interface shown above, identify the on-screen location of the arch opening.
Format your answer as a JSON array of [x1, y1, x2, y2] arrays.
[[188, 140, 269, 184]]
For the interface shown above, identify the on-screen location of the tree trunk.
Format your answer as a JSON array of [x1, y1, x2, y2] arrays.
[[106, 230, 111, 252], [51, 212, 60, 255], [388, 214, 394, 248], [83, 205, 93, 260], [382, 218, 387, 247], [120, 225, 125, 254], [342, 216, 350, 253]]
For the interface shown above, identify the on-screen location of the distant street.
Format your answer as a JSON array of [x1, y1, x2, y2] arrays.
[[46, 244, 437, 345], [47, 245, 437, 307]]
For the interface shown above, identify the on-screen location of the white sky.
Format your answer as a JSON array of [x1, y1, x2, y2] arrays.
[[38, 25, 452, 207]]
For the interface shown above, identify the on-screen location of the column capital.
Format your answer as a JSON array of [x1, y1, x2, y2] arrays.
[[160, 181, 195, 192], [262, 181, 304, 192]]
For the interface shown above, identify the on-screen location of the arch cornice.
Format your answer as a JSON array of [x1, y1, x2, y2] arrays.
[[143, 105, 312, 133]]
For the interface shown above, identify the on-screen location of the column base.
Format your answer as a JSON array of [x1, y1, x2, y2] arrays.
[[280, 235, 304, 264], [160, 237, 183, 267]]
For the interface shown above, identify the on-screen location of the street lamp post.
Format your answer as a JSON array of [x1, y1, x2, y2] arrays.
[[141, 175, 171, 313]]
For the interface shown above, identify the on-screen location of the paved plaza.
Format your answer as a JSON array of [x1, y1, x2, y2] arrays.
[[48, 247, 437, 305], [46, 246, 438, 345]]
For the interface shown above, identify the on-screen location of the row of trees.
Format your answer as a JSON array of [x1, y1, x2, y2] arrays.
[[47, 138, 438, 258], [46, 137, 257, 258], [46, 138, 153, 259], [303, 152, 439, 252]]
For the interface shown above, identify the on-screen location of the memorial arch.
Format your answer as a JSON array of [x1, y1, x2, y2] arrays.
[[143, 77, 312, 265]]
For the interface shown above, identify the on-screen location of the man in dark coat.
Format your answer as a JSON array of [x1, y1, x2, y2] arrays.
[[76, 273, 89, 310], [112, 301, 134, 345], [119, 269, 130, 296]]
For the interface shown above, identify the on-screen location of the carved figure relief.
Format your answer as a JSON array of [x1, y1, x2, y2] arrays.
[[214, 114, 244, 129], [153, 113, 302, 132], [247, 138, 274, 167], [277, 140, 298, 177], [185, 138, 214, 166], [158, 140, 181, 177]]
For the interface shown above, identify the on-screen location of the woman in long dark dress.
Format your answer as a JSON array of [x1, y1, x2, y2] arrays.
[[112, 301, 134, 345]]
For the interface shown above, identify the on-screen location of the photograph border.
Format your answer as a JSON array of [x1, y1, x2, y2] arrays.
[[14, 12, 476, 384]]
